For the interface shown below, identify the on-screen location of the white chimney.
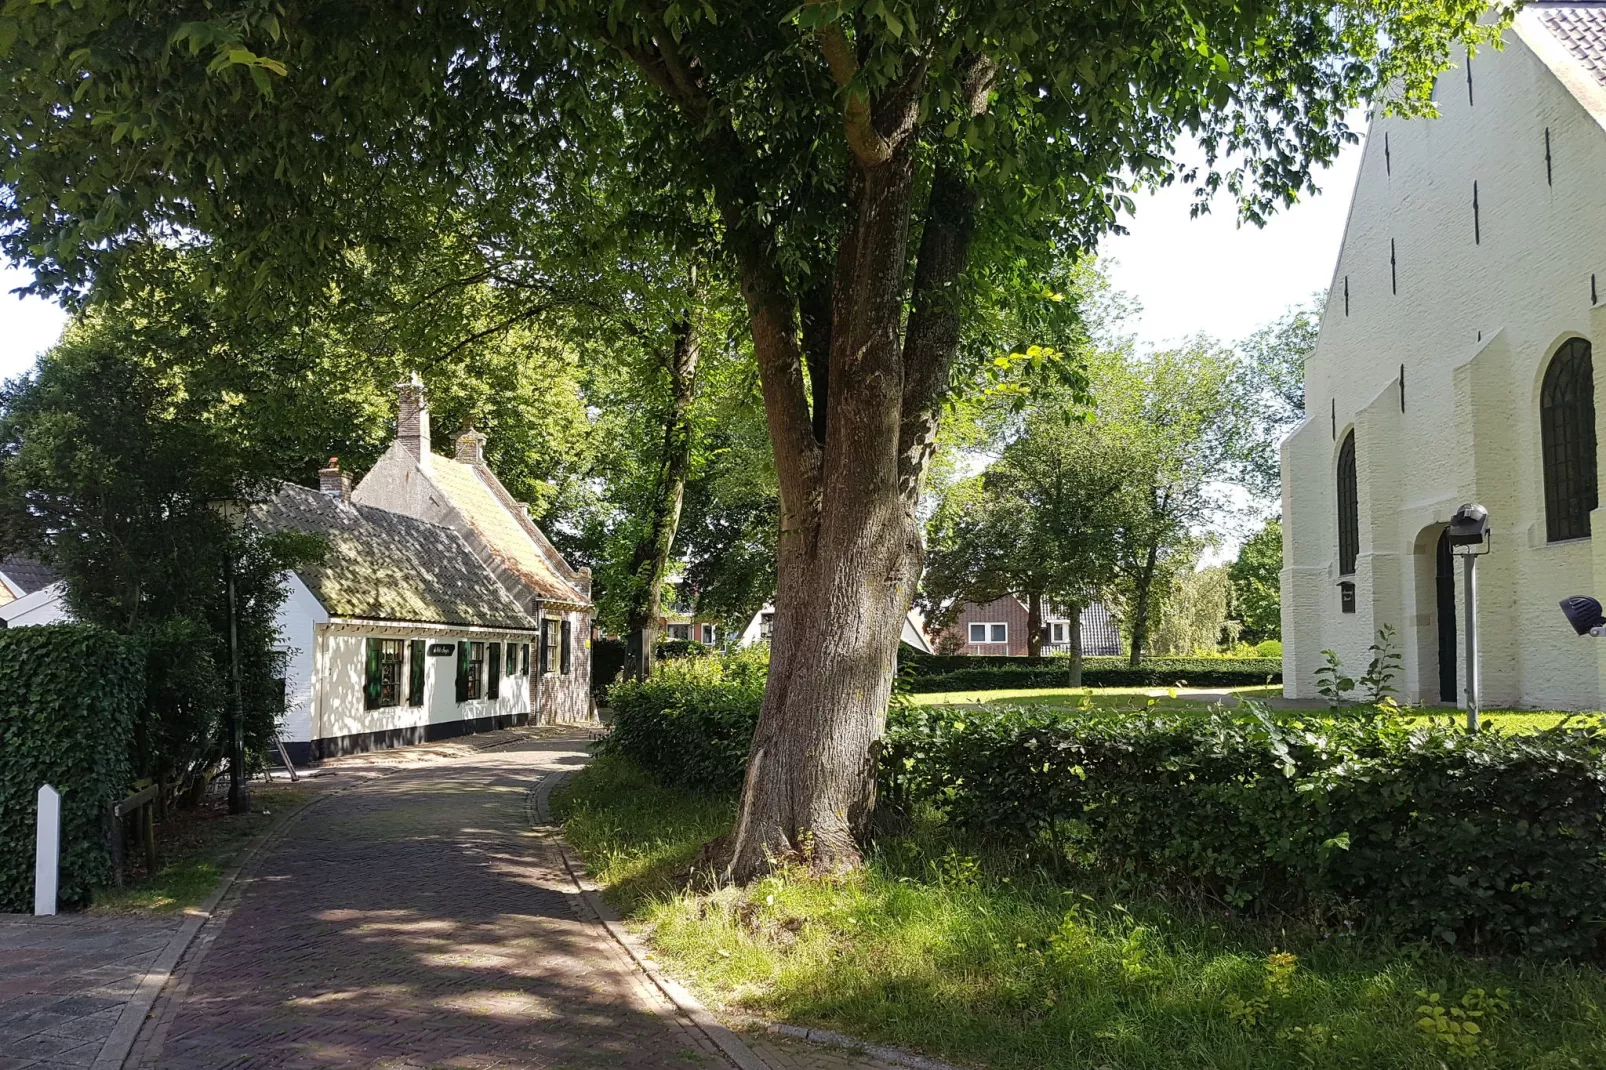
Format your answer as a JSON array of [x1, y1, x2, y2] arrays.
[[397, 374, 430, 462]]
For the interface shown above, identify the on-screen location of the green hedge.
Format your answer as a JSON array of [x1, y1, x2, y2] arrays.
[[902, 655, 1281, 693], [883, 706, 1606, 957], [600, 654, 764, 794], [0, 625, 144, 911]]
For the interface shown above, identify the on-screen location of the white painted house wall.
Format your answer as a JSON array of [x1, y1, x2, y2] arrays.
[[1283, 7, 1606, 708], [274, 572, 326, 748]]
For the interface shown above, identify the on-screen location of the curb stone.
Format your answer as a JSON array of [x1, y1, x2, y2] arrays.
[[98, 725, 544, 1070], [532, 767, 968, 1070]]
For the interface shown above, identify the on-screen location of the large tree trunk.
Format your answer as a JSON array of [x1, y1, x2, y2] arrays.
[[1067, 602, 1084, 687], [618, 27, 994, 881], [1026, 591, 1045, 658], [1128, 541, 1160, 667], [624, 316, 701, 681]]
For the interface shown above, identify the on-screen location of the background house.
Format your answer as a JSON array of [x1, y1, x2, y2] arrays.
[[1282, 3, 1606, 708], [739, 603, 934, 653], [259, 478, 543, 763], [933, 594, 1122, 657], [352, 376, 595, 722], [0, 554, 67, 627]]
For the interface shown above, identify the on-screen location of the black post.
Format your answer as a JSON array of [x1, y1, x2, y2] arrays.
[[227, 552, 248, 815]]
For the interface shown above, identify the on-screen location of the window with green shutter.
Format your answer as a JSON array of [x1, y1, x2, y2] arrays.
[[365, 638, 404, 710], [487, 643, 501, 700], [467, 642, 485, 699], [560, 620, 572, 675], [521, 642, 530, 675], [407, 639, 426, 706], [539, 620, 553, 674]]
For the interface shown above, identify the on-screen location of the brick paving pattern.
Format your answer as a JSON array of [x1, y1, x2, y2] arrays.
[[131, 734, 726, 1069], [0, 914, 180, 1068]]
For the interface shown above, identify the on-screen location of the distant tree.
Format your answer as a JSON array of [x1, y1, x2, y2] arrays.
[[1150, 564, 1232, 656], [1236, 299, 1320, 499], [1230, 518, 1284, 643]]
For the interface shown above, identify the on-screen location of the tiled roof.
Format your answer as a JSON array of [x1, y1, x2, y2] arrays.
[[424, 455, 590, 605], [0, 555, 61, 595], [253, 483, 537, 631], [1537, 3, 1606, 86]]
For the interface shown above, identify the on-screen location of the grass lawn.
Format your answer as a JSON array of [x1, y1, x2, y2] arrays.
[[554, 753, 1606, 1070], [90, 782, 315, 914]]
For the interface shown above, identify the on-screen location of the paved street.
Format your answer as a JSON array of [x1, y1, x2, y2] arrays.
[[129, 734, 729, 1069], [0, 914, 181, 1068]]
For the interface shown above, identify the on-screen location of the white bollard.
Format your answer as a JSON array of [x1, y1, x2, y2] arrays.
[[35, 784, 60, 916]]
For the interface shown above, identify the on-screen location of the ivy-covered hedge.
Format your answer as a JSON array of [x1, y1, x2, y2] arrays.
[[883, 705, 1606, 957], [900, 654, 1281, 692], [0, 625, 144, 911]]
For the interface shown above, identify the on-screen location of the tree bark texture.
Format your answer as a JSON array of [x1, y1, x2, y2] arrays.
[[1128, 540, 1160, 667], [624, 316, 701, 681], [1026, 591, 1045, 658], [1067, 603, 1084, 687], [616, 29, 992, 881]]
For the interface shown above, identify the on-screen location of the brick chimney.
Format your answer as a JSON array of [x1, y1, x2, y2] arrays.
[[318, 457, 352, 501], [455, 424, 487, 466], [397, 374, 430, 462]]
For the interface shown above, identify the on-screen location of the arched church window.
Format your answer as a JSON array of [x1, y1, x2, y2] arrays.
[[1337, 430, 1359, 575], [1541, 338, 1597, 542]]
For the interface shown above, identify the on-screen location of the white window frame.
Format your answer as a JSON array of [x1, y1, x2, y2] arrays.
[[1051, 622, 1066, 644], [969, 622, 1007, 644], [700, 623, 715, 644]]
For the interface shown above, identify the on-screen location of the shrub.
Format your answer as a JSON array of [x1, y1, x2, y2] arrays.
[[901, 655, 1281, 692], [655, 638, 710, 660], [591, 637, 628, 696], [882, 703, 1606, 957], [600, 654, 764, 793], [0, 624, 144, 911]]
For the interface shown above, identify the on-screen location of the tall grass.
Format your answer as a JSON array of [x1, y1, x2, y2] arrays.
[[554, 754, 1606, 1070]]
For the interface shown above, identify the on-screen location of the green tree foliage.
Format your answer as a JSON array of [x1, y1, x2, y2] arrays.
[[1231, 517, 1284, 644], [0, 0, 1507, 878], [0, 312, 311, 795], [1236, 300, 1321, 499], [1149, 563, 1231, 656]]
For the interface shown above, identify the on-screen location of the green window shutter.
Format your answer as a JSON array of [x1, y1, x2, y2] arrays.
[[455, 641, 469, 703], [364, 638, 382, 710], [521, 642, 530, 675], [560, 620, 572, 675], [487, 643, 501, 700], [408, 639, 426, 706]]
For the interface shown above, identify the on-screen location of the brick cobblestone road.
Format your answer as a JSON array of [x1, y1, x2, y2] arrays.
[[130, 734, 730, 1070]]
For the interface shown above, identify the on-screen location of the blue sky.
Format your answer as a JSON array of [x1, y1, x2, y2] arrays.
[[0, 133, 1364, 382]]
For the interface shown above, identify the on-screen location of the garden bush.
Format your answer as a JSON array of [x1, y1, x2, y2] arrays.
[[882, 703, 1606, 957], [901, 654, 1281, 692], [600, 653, 764, 793], [0, 624, 144, 911]]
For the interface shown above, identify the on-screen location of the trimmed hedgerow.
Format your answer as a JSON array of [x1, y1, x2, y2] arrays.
[[882, 704, 1606, 958], [902, 655, 1280, 692], [599, 653, 764, 794], [0, 625, 144, 911]]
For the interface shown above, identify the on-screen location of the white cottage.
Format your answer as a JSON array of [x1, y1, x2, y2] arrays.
[[1282, 3, 1606, 708], [258, 481, 543, 763]]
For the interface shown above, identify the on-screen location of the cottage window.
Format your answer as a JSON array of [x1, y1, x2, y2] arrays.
[[1051, 622, 1067, 644], [464, 641, 485, 700], [1541, 338, 1597, 542], [539, 620, 554, 674], [364, 638, 405, 710], [407, 639, 426, 707], [487, 642, 501, 700], [759, 612, 775, 639], [560, 620, 573, 675], [1336, 430, 1359, 575], [667, 623, 690, 640], [700, 623, 715, 644], [970, 622, 1006, 644]]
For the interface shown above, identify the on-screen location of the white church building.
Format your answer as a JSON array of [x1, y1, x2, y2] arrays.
[[1283, 3, 1606, 709]]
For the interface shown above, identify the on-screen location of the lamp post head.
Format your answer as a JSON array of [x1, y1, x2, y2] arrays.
[[1448, 503, 1490, 553]]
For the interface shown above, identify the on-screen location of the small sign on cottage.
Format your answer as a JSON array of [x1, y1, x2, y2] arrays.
[[428, 643, 456, 656]]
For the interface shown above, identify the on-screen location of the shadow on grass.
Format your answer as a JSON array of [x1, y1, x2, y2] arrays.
[[557, 753, 1606, 1070]]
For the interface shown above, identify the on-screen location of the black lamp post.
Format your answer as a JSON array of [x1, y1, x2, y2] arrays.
[[213, 499, 249, 815], [1447, 503, 1491, 734]]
